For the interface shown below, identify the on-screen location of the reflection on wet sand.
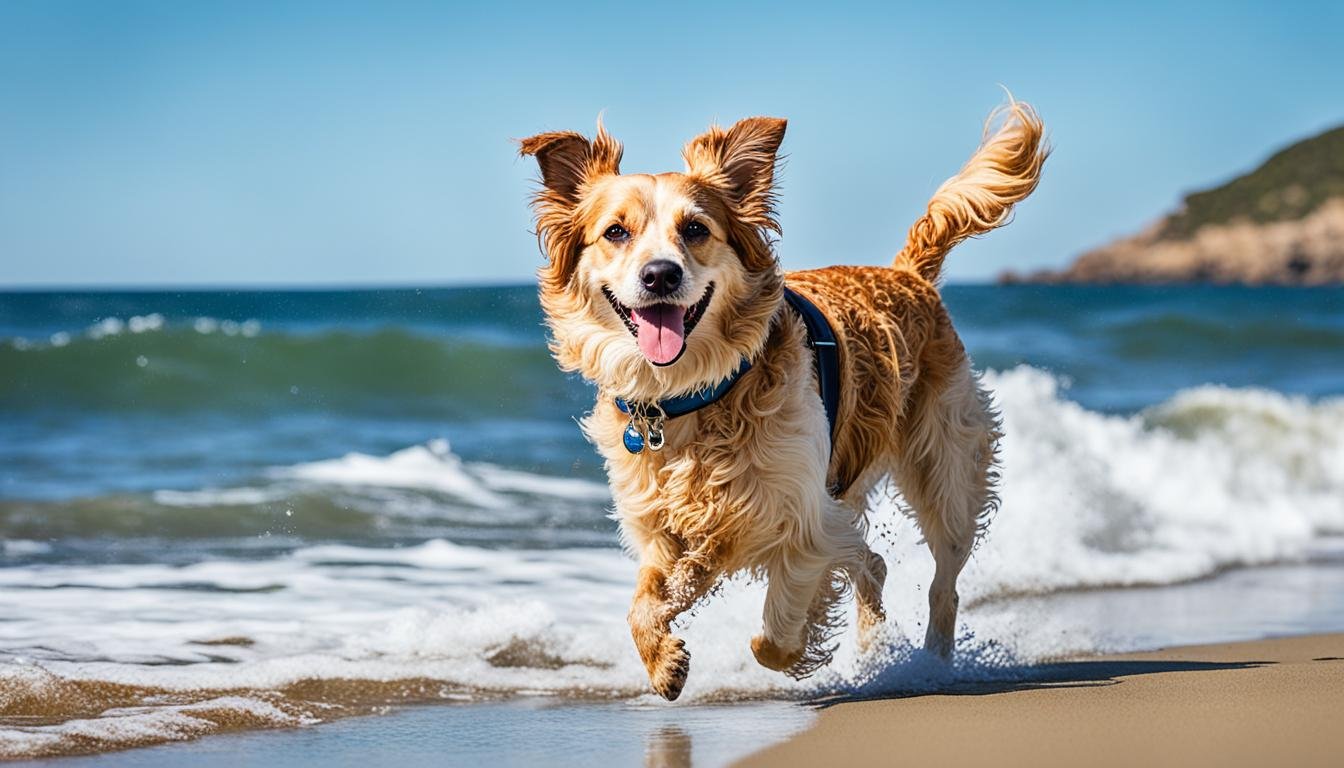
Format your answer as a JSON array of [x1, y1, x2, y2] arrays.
[[646, 724, 692, 768]]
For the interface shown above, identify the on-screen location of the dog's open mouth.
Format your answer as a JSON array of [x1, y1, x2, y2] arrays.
[[602, 283, 715, 367]]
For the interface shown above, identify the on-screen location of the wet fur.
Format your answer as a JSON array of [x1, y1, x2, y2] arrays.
[[520, 101, 1048, 699]]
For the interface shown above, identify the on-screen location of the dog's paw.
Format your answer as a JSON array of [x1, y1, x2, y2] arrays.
[[856, 605, 887, 655], [750, 634, 803, 673], [649, 635, 690, 701], [923, 629, 955, 661]]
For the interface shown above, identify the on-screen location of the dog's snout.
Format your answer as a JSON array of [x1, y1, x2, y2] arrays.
[[639, 260, 683, 297]]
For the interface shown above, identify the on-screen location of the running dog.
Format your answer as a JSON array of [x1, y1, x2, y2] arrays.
[[519, 100, 1047, 700]]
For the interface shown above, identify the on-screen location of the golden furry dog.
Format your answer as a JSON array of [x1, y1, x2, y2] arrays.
[[520, 100, 1047, 700]]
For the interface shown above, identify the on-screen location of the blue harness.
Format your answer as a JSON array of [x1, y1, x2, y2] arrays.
[[782, 287, 841, 441], [615, 287, 840, 454]]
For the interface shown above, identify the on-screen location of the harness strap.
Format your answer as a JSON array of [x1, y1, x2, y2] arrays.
[[783, 287, 840, 450]]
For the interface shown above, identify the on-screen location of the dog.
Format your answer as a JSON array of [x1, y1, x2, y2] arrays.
[[520, 100, 1047, 700]]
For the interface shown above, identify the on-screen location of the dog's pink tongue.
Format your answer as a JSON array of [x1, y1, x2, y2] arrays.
[[632, 304, 686, 365]]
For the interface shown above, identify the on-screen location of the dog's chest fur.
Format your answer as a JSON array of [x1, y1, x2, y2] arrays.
[[584, 314, 832, 568]]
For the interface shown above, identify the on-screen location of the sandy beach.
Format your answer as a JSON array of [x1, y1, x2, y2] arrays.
[[738, 633, 1344, 768]]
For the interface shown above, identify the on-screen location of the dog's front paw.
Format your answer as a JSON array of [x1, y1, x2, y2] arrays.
[[649, 635, 690, 701], [750, 634, 803, 673]]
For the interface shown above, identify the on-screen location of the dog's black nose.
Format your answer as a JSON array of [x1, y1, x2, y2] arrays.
[[640, 260, 683, 297]]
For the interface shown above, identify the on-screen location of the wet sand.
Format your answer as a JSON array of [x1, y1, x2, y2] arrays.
[[737, 633, 1344, 768], [15, 634, 1344, 767]]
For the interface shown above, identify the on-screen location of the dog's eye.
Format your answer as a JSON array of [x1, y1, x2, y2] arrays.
[[681, 221, 709, 241], [603, 224, 630, 243]]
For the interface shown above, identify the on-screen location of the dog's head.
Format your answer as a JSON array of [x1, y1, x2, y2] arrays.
[[520, 118, 787, 399]]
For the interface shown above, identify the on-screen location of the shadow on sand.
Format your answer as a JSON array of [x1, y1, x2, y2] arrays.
[[810, 657, 1272, 707], [634, 658, 1274, 766]]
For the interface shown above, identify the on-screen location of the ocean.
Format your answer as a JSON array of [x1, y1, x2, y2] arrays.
[[2, 284, 1343, 762]]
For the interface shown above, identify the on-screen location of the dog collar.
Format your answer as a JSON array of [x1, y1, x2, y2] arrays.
[[612, 287, 839, 456], [614, 359, 752, 453]]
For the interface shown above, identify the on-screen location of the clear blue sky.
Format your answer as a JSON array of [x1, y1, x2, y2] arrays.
[[3, 1, 1342, 287]]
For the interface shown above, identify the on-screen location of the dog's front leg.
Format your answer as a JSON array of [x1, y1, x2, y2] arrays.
[[628, 543, 719, 701], [751, 548, 833, 675]]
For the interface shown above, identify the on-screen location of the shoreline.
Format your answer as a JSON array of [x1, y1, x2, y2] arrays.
[[17, 632, 1344, 767], [10, 556, 1344, 765], [736, 633, 1344, 768]]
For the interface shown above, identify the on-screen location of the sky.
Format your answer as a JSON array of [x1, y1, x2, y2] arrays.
[[2, 1, 1343, 287]]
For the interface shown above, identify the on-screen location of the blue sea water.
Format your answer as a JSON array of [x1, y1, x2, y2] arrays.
[[1, 284, 1342, 760], [3, 285, 1338, 505]]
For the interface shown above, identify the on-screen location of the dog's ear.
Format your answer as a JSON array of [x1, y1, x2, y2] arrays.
[[518, 123, 623, 288], [519, 124, 623, 207], [682, 116, 787, 232]]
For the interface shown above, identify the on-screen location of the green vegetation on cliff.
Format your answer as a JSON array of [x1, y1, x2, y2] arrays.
[[1160, 125, 1344, 239]]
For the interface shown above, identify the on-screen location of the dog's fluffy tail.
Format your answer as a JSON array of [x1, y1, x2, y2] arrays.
[[895, 99, 1049, 282]]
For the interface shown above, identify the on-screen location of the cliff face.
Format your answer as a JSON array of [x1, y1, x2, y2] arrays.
[[1009, 125, 1344, 285]]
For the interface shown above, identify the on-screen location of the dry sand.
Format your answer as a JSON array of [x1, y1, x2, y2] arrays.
[[736, 634, 1344, 768]]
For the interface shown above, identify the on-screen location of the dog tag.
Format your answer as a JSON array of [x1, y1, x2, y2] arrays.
[[647, 421, 665, 451], [622, 421, 645, 454]]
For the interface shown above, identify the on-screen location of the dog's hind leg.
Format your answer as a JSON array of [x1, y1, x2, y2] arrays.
[[894, 358, 1000, 658], [921, 525, 973, 657]]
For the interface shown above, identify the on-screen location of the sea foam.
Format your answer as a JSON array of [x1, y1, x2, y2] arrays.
[[276, 438, 611, 508], [277, 439, 512, 508]]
